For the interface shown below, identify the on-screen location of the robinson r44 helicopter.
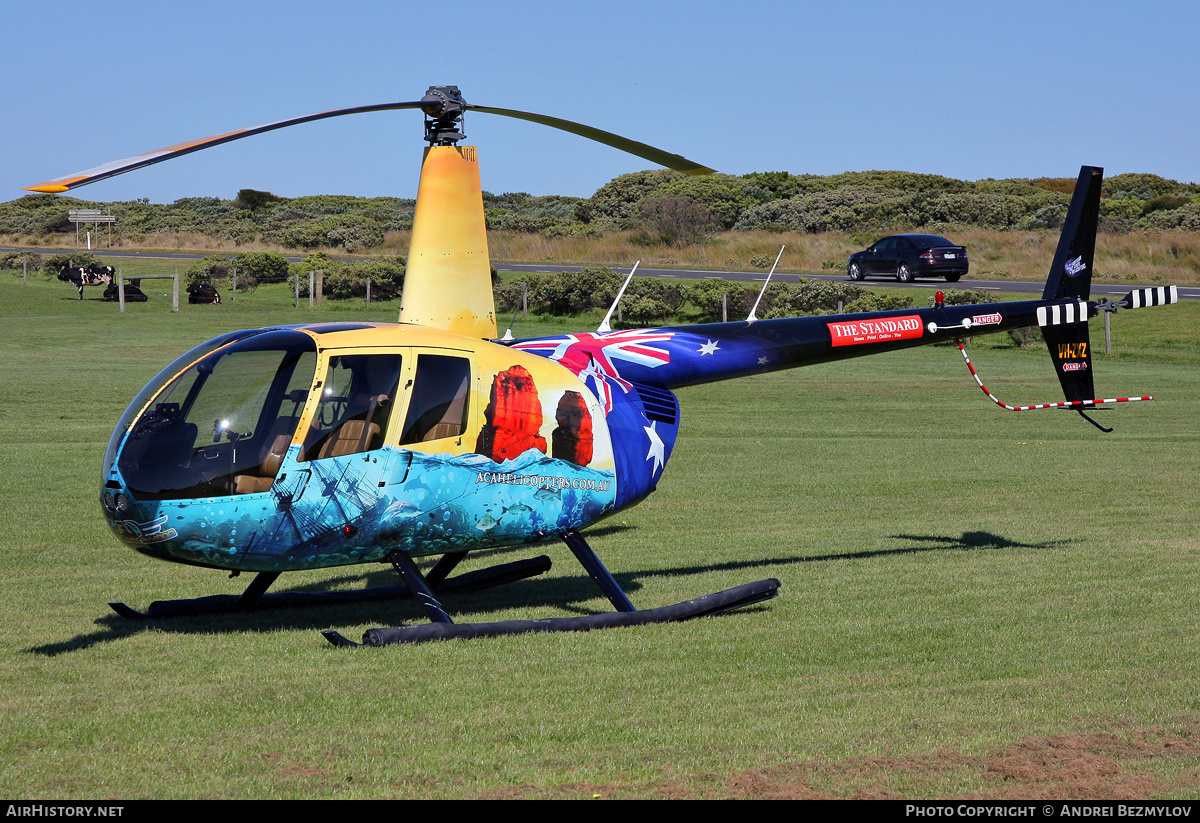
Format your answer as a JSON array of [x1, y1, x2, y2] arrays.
[[28, 86, 1179, 646]]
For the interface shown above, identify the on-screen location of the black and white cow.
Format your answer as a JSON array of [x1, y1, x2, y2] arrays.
[[57, 263, 116, 299], [186, 281, 222, 304]]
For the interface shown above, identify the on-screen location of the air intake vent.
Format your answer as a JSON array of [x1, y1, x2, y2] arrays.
[[633, 384, 678, 426]]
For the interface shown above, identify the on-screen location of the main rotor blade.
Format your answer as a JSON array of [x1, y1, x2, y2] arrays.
[[468, 104, 715, 175], [25, 101, 429, 192], [26, 95, 716, 193]]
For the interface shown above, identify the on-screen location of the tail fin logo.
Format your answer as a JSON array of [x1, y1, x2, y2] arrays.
[[1065, 256, 1087, 277]]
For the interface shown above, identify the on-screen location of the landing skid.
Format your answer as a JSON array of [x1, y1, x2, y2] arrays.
[[322, 530, 781, 647], [107, 554, 552, 619]]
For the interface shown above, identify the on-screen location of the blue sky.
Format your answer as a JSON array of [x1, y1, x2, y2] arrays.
[[6, 0, 1198, 204]]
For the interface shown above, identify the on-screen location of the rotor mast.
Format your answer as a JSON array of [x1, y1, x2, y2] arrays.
[[399, 86, 497, 339]]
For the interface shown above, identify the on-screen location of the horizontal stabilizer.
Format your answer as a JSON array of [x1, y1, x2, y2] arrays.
[[1037, 300, 1090, 327]]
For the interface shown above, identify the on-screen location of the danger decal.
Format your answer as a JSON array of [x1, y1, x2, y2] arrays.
[[971, 313, 1002, 326]]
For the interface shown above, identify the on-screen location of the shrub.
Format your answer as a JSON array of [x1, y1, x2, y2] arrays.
[[760, 279, 890, 317], [538, 222, 596, 238], [486, 193, 583, 235], [932, 289, 991, 306], [233, 251, 289, 284], [1104, 173, 1194, 199], [686, 278, 757, 321], [286, 252, 340, 297], [616, 294, 666, 325], [1007, 327, 1043, 348], [843, 292, 915, 313], [185, 254, 234, 282], [322, 257, 405, 300], [1137, 203, 1200, 231], [1027, 204, 1068, 230], [584, 170, 682, 226], [652, 174, 771, 229], [0, 251, 42, 272], [1141, 195, 1192, 216], [619, 277, 687, 322], [735, 186, 896, 232], [272, 214, 386, 252], [43, 251, 97, 272], [524, 267, 625, 315], [494, 276, 535, 313], [232, 189, 287, 210], [325, 214, 385, 252], [633, 195, 719, 246], [1029, 177, 1078, 194], [40, 212, 74, 234]]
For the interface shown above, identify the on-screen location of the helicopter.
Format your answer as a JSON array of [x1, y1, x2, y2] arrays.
[[27, 85, 1179, 646]]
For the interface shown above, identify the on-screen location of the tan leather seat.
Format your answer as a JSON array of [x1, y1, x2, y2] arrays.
[[316, 419, 381, 459], [423, 377, 468, 441], [233, 433, 291, 494]]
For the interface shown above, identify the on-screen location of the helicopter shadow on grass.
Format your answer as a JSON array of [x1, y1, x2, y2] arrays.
[[28, 528, 1072, 656]]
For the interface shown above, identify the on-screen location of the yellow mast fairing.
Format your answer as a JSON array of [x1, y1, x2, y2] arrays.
[[399, 146, 497, 340]]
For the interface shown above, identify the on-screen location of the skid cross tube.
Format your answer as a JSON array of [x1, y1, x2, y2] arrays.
[[234, 571, 281, 608], [425, 551, 467, 590], [561, 530, 636, 613], [388, 550, 454, 624]]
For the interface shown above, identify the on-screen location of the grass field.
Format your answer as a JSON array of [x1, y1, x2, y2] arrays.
[[1, 274, 1197, 799]]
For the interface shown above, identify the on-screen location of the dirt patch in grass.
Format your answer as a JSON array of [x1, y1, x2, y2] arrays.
[[479, 728, 1200, 799], [729, 731, 1200, 800]]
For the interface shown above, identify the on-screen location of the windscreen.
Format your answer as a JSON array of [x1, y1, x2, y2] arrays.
[[114, 330, 317, 500]]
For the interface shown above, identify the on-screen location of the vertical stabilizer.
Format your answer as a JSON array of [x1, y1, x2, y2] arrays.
[[1042, 166, 1103, 301], [399, 145, 498, 339], [1040, 166, 1103, 403]]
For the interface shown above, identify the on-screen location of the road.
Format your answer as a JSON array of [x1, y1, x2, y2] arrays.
[[5, 246, 1195, 300]]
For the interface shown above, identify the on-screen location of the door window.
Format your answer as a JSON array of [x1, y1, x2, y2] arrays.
[[301, 354, 404, 461]]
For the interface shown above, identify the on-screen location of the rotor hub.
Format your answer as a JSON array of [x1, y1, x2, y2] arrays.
[[421, 85, 467, 145]]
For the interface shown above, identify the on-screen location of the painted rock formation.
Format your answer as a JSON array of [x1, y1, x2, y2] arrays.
[[478, 365, 546, 461], [551, 390, 593, 466]]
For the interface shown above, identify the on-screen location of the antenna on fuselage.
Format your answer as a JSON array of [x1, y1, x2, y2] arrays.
[[500, 304, 520, 341], [746, 245, 785, 323], [597, 261, 640, 333]]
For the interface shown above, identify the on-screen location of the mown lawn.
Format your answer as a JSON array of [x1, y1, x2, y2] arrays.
[[1, 275, 1196, 799]]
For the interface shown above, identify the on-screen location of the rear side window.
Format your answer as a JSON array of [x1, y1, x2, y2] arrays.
[[401, 354, 471, 444]]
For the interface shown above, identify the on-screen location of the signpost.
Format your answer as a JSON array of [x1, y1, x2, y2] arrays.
[[68, 209, 116, 248]]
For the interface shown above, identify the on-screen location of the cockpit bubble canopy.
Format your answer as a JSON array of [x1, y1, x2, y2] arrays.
[[111, 329, 318, 500]]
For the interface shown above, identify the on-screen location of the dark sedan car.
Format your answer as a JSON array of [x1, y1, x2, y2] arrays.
[[847, 234, 968, 283]]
